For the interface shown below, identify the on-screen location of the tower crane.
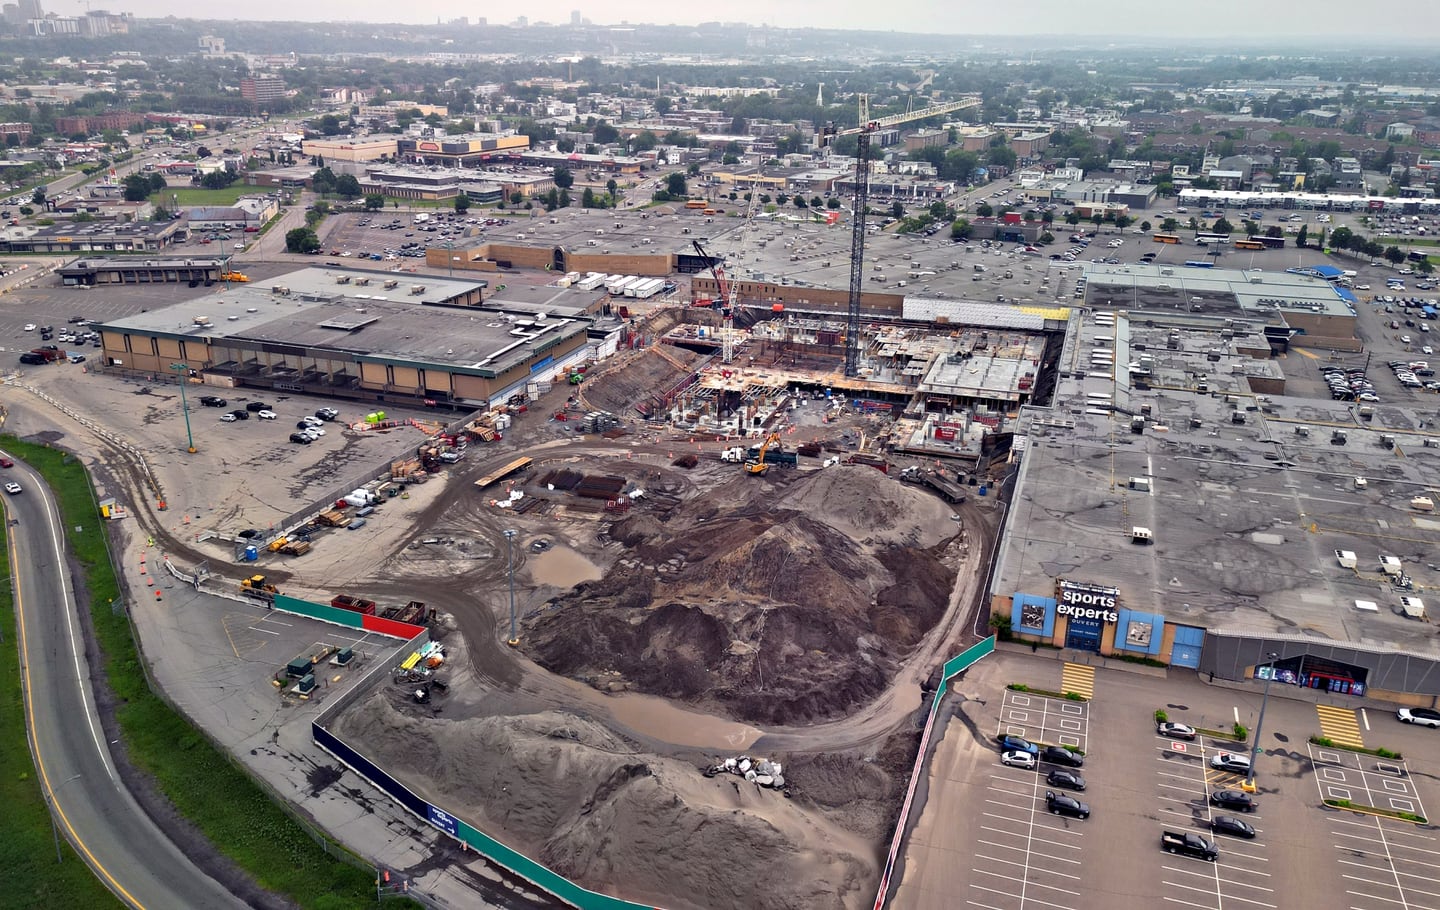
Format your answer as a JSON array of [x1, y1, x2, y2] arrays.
[[820, 95, 981, 377], [690, 183, 764, 364]]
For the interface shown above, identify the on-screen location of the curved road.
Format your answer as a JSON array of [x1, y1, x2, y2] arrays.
[[5, 454, 245, 909]]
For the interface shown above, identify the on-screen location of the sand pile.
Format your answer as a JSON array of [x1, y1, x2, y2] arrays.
[[334, 698, 875, 910], [522, 467, 960, 724]]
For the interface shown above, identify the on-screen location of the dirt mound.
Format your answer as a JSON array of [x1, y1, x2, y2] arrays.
[[334, 699, 874, 910], [522, 469, 960, 724]]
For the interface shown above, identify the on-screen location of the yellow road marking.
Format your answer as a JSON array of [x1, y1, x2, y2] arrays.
[[1061, 663, 1095, 699]]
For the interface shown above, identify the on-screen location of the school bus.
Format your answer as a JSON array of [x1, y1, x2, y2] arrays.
[[684, 200, 707, 209], [1234, 239, 1266, 251], [1152, 233, 1181, 244]]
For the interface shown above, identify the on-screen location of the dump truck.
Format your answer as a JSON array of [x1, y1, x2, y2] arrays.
[[1161, 831, 1218, 862], [331, 594, 378, 616]]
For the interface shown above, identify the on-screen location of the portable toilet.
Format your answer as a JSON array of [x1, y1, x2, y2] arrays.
[[243, 545, 259, 562]]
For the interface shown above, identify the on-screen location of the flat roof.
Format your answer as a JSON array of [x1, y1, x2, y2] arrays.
[[96, 266, 591, 375], [1079, 262, 1358, 319], [996, 308, 1440, 655]]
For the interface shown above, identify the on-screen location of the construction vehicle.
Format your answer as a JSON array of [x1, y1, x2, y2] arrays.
[[720, 446, 747, 463], [240, 574, 280, 599], [220, 271, 249, 283], [820, 94, 979, 376], [745, 433, 782, 476]]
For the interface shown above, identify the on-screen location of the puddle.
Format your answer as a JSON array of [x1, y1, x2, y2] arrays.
[[527, 546, 602, 587]]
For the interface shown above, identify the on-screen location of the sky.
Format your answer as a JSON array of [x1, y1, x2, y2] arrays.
[[101, 0, 1440, 40]]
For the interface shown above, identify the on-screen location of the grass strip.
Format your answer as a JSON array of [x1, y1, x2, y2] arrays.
[[0, 504, 125, 908], [4, 436, 413, 909]]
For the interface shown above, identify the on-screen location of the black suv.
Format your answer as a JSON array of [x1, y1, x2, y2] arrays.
[[1041, 745, 1084, 767], [198, 395, 227, 408], [288, 432, 313, 445], [245, 401, 271, 413], [1044, 790, 1090, 819]]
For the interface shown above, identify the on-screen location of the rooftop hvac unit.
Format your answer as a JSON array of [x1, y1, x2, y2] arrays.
[[410, 285, 426, 295], [192, 315, 210, 325], [383, 279, 399, 289], [336, 275, 351, 284], [355, 277, 370, 286]]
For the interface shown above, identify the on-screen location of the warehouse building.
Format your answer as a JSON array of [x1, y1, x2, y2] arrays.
[[93, 266, 601, 410]]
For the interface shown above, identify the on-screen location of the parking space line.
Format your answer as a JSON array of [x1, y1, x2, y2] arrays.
[[1160, 898, 1217, 910]]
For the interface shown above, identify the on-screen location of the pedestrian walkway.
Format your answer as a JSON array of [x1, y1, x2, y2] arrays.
[[1316, 703, 1365, 749], [1061, 663, 1095, 699]]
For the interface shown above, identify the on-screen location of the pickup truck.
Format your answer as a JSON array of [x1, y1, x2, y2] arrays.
[[1161, 830, 1218, 862]]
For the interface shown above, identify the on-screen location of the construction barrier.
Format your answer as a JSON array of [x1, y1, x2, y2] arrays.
[[311, 625, 659, 910], [872, 636, 996, 910]]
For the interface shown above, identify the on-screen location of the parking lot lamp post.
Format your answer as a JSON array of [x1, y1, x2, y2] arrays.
[[504, 528, 518, 645], [1245, 651, 1279, 790], [169, 362, 196, 453]]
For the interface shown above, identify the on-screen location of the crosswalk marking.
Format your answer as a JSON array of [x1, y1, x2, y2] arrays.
[[1061, 663, 1095, 700], [1316, 704, 1365, 749]]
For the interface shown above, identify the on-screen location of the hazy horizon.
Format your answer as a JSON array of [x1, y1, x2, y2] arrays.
[[95, 0, 1440, 42]]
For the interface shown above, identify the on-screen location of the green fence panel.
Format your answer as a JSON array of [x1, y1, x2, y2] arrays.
[[272, 593, 365, 630], [454, 819, 657, 910], [942, 635, 996, 683]]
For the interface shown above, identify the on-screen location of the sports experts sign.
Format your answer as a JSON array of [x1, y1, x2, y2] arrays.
[[1056, 580, 1120, 623]]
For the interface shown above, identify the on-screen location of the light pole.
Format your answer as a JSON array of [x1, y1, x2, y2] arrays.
[[46, 773, 82, 862], [1245, 650, 1279, 791], [169, 362, 196, 453], [503, 528, 518, 646]]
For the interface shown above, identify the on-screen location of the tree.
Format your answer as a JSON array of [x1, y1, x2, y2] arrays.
[[553, 167, 574, 190], [285, 227, 320, 254], [592, 120, 619, 144], [951, 218, 973, 240], [195, 145, 212, 159], [1115, 214, 1132, 230], [1091, 213, 1104, 228], [721, 153, 739, 166], [1212, 217, 1234, 234], [363, 193, 386, 212], [1416, 259, 1434, 276], [1329, 226, 1354, 250], [1064, 211, 1080, 226], [581, 187, 598, 208], [976, 202, 994, 217], [510, 192, 523, 205], [1140, 220, 1152, 233], [631, 130, 658, 153], [827, 197, 842, 210], [654, 96, 672, 115], [122, 174, 151, 202], [1038, 231, 1055, 244], [31, 187, 45, 206], [333, 174, 362, 199], [891, 200, 905, 219], [794, 196, 807, 208], [1263, 224, 1282, 238], [665, 172, 687, 197], [606, 178, 618, 200], [1385, 245, 1405, 264], [454, 193, 470, 214], [1297, 224, 1309, 248], [811, 196, 823, 208]]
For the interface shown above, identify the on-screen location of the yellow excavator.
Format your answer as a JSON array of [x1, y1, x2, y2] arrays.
[[240, 574, 280, 599], [744, 432, 782, 476]]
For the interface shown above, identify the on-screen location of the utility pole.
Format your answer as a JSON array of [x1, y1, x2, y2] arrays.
[[1244, 651, 1279, 792], [169, 362, 196, 453], [504, 528, 518, 646]]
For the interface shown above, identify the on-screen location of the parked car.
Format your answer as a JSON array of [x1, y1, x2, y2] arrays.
[[1046, 769, 1086, 791], [1211, 815, 1256, 839], [256, 410, 277, 420], [1210, 789, 1257, 812], [1157, 722, 1197, 740], [288, 432, 313, 444], [315, 407, 340, 421], [1210, 751, 1252, 774], [1397, 707, 1440, 728], [1045, 790, 1090, 819], [245, 401, 271, 412], [1041, 745, 1084, 767], [219, 413, 237, 422], [1001, 750, 1037, 770], [997, 734, 1039, 755], [198, 395, 227, 408]]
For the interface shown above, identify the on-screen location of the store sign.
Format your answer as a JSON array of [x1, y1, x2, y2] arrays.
[[1056, 580, 1120, 623]]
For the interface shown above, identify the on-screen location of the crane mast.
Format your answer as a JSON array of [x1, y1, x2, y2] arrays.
[[821, 95, 981, 377]]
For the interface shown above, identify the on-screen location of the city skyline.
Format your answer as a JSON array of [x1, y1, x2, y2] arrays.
[[43, 0, 1440, 42]]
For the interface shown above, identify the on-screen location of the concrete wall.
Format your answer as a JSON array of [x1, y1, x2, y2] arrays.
[[692, 276, 905, 318]]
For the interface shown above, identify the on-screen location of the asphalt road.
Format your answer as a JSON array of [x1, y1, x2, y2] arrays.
[[5, 454, 245, 910]]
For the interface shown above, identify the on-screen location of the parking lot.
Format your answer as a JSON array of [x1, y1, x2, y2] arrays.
[[891, 653, 1440, 910]]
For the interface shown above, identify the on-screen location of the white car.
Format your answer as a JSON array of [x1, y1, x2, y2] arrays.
[[256, 409, 277, 420], [219, 413, 237, 422], [1210, 751, 1252, 774], [1001, 750, 1038, 770], [1355, 284, 1370, 290], [1402, 335, 1413, 344], [302, 426, 324, 437], [4, 481, 20, 494], [22, 323, 35, 331], [301, 415, 324, 427], [1397, 708, 1440, 728]]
